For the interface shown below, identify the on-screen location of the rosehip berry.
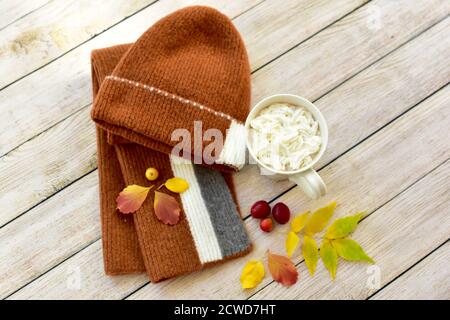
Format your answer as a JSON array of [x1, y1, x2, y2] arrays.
[[145, 167, 159, 181], [250, 200, 271, 219], [260, 218, 273, 232], [272, 202, 291, 224]]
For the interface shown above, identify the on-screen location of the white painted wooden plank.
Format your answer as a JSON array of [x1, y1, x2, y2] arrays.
[[251, 160, 450, 299], [126, 85, 450, 300], [235, 14, 450, 216], [3, 5, 449, 234], [0, 0, 260, 159], [0, 0, 371, 225], [251, 0, 450, 103], [0, 108, 96, 226], [242, 0, 368, 70], [0, 172, 100, 298], [0, 0, 448, 230], [0, 0, 49, 31], [4, 0, 450, 299], [8, 241, 149, 300], [0, 0, 157, 88], [0, 0, 368, 298], [371, 242, 450, 300], [0, 0, 364, 157], [8, 82, 450, 299]]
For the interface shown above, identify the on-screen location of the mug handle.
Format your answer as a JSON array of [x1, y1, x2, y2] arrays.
[[288, 169, 327, 199]]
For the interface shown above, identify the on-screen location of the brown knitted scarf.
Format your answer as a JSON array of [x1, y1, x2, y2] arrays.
[[91, 7, 252, 282]]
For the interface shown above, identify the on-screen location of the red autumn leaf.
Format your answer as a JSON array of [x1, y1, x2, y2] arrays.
[[267, 251, 298, 286], [116, 185, 151, 214], [154, 191, 181, 225]]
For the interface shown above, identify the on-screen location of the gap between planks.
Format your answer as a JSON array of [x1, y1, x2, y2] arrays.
[[0, 0, 161, 90], [0, 0, 446, 230], [113, 86, 450, 299], [124, 81, 450, 299], [248, 157, 450, 300], [1, 12, 447, 234], [0, 0, 270, 92], [6, 74, 450, 300], [0, 0, 51, 32], [0, 0, 367, 157], [1, 1, 448, 296], [3, 1, 450, 298], [369, 240, 450, 300], [0, 0, 374, 298], [247, 155, 450, 299], [0, 0, 373, 226]]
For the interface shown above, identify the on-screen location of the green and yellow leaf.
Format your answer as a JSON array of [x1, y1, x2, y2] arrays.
[[153, 191, 181, 225], [332, 238, 374, 264], [285, 231, 300, 258], [325, 212, 365, 239], [240, 260, 265, 289], [116, 184, 151, 214], [165, 177, 189, 193], [304, 201, 337, 235], [291, 211, 310, 233], [320, 239, 338, 280], [302, 235, 319, 276]]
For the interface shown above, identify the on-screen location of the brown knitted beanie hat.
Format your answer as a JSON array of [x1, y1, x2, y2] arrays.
[[91, 6, 252, 282], [92, 6, 251, 170]]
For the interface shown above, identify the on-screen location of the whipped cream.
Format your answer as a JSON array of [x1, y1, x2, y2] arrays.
[[249, 103, 322, 171]]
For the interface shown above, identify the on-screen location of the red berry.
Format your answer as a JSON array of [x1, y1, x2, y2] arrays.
[[260, 218, 273, 232], [272, 202, 291, 224], [250, 200, 271, 219]]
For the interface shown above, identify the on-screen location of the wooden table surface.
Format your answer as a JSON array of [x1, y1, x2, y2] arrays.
[[0, 0, 449, 300]]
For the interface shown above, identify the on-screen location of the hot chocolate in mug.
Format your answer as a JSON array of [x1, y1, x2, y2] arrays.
[[245, 94, 328, 199]]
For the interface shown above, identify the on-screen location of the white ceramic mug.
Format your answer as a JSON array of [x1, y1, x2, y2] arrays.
[[245, 94, 328, 199]]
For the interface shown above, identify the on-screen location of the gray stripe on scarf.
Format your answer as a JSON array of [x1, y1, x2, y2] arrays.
[[193, 165, 251, 257]]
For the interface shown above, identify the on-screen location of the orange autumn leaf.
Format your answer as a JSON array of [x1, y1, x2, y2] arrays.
[[267, 251, 298, 287], [154, 191, 181, 225], [116, 185, 151, 214]]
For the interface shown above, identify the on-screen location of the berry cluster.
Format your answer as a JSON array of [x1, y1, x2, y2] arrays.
[[250, 200, 291, 232]]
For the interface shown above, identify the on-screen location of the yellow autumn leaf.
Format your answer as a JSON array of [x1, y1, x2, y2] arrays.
[[304, 201, 337, 235], [240, 260, 265, 289], [332, 238, 374, 264], [320, 239, 338, 280], [325, 212, 365, 239], [165, 177, 189, 193], [302, 235, 319, 276], [291, 211, 310, 233], [285, 231, 300, 258]]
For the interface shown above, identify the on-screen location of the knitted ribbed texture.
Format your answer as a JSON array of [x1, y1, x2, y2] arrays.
[[91, 6, 252, 282], [115, 145, 203, 279], [92, 6, 251, 170], [92, 44, 146, 274], [96, 128, 146, 274]]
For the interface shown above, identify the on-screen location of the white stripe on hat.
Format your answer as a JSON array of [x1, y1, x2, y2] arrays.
[[216, 120, 247, 170]]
